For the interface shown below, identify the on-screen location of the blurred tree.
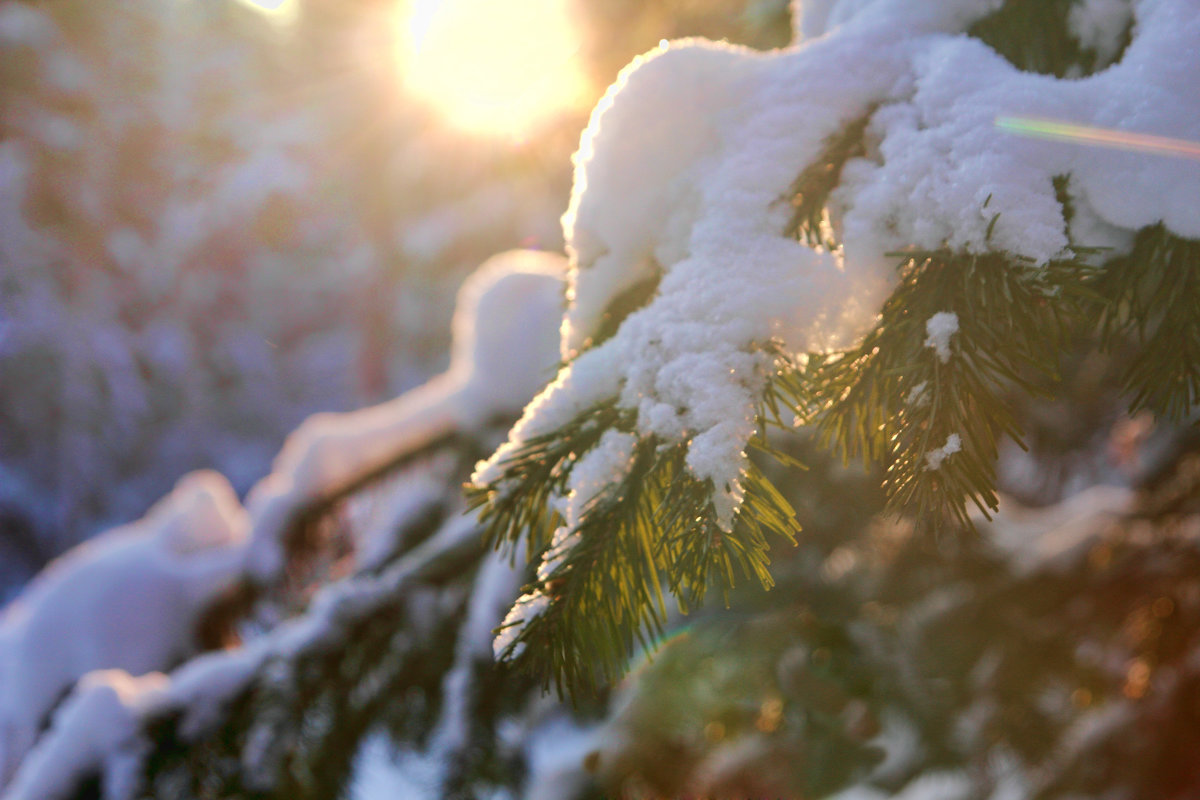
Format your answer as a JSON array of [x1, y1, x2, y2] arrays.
[[5, 1, 1200, 800]]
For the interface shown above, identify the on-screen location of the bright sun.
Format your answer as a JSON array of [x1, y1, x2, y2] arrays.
[[236, 0, 297, 22], [399, 0, 591, 139]]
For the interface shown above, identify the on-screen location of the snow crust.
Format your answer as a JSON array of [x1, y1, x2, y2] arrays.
[[478, 0, 1199, 532], [2, 671, 167, 800]]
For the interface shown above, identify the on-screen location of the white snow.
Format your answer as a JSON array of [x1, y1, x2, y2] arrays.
[[924, 433, 962, 471], [478, 0, 1200, 536], [245, 250, 565, 581], [493, 591, 551, 661], [0, 472, 246, 788], [923, 312, 959, 363], [521, 715, 605, 800], [1, 671, 168, 800], [349, 734, 441, 800], [790, 0, 840, 40], [1068, 0, 1135, 68], [0, 251, 564, 793], [0, 504, 487, 800], [424, 552, 523, 791], [350, 466, 452, 572], [984, 485, 1132, 575], [0, 3, 54, 47]]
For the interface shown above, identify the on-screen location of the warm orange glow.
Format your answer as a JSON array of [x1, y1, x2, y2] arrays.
[[399, 0, 591, 139]]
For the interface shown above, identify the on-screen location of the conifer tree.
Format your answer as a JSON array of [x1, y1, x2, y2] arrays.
[[4, 1, 1200, 800]]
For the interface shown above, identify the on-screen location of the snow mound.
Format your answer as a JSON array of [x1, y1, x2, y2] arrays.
[[2, 670, 167, 800], [244, 250, 565, 581], [479, 0, 1200, 529], [0, 472, 246, 788]]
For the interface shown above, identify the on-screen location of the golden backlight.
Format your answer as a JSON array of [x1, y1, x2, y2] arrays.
[[400, 0, 591, 139]]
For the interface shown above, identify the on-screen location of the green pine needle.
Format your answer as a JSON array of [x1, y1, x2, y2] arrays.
[[470, 348, 807, 698], [1093, 225, 1200, 421], [803, 248, 1096, 531], [784, 113, 871, 250]]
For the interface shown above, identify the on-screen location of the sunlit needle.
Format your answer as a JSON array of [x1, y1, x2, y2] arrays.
[[996, 115, 1200, 160]]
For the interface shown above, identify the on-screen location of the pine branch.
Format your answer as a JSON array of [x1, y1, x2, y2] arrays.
[[783, 112, 871, 250], [803, 248, 1096, 531], [471, 346, 808, 698], [1093, 225, 1200, 422], [480, 425, 801, 698], [465, 401, 623, 562]]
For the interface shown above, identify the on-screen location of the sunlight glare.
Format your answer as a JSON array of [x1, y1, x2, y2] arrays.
[[236, 0, 298, 23], [400, 0, 591, 139]]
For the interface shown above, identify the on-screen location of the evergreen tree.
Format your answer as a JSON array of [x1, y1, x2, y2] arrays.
[[3, 1, 1200, 799]]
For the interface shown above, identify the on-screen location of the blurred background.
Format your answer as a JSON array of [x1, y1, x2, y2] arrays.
[[0, 0, 791, 599]]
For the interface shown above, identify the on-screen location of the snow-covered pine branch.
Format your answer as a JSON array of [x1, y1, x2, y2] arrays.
[[0, 252, 565, 800], [469, 0, 1200, 693]]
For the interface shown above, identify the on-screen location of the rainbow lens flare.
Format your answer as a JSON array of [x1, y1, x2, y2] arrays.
[[996, 115, 1200, 160]]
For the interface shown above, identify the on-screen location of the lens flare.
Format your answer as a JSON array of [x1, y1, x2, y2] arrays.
[[620, 624, 695, 687], [399, 0, 590, 140], [996, 115, 1200, 160]]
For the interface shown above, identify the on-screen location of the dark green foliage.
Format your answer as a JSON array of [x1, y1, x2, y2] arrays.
[[139, 575, 467, 800], [466, 401, 624, 562], [784, 113, 870, 250], [803, 247, 1096, 531], [1093, 225, 1200, 421], [588, 612, 886, 798], [473, 407, 803, 697], [588, 428, 1200, 798], [968, 0, 1133, 78]]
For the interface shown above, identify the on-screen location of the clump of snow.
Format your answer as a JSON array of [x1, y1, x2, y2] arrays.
[[245, 250, 565, 582], [0, 472, 246, 788], [452, 250, 567, 421], [482, 0, 1198, 533], [493, 592, 552, 661], [1, 670, 167, 800], [923, 312, 959, 363], [1068, 0, 1135, 68], [907, 381, 930, 407], [984, 485, 1132, 576], [4, 499, 488, 800], [924, 433, 962, 471]]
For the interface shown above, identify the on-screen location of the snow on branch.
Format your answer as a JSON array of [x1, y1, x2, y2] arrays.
[[244, 250, 565, 582], [0, 471, 246, 790], [470, 0, 1200, 693], [0, 252, 566, 799]]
